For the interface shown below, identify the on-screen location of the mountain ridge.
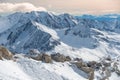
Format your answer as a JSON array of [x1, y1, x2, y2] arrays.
[[0, 11, 120, 80], [0, 11, 120, 59]]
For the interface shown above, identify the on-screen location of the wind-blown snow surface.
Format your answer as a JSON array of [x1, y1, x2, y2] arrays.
[[0, 56, 120, 80], [0, 60, 32, 80], [0, 55, 88, 80], [0, 11, 120, 80]]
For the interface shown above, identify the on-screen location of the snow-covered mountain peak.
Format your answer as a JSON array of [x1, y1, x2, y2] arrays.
[[0, 11, 120, 80], [0, 11, 120, 59]]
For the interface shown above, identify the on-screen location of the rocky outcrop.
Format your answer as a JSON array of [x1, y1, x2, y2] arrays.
[[113, 62, 120, 76], [29, 51, 72, 63], [87, 61, 97, 68], [28, 49, 52, 63], [51, 53, 71, 62], [96, 56, 120, 80], [51, 53, 66, 62], [42, 54, 52, 63], [65, 56, 71, 61], [31, 54, 42, 61], [72, 61, 94, 80], [28, 49, 42, 61], [0, 56, 2, 60], [74, 58, 83, 61], [0, 46, 13, 60], [73, 61, 87, 68]]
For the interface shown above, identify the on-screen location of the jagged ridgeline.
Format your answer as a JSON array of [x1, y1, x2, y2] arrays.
[[0, 11, 120, 80], [0, 11, 120, 53]]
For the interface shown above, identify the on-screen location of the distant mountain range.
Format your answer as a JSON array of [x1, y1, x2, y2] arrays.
[[0, 11, 120, 80]]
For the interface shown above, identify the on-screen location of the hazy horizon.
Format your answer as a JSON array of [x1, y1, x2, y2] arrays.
[[0, 0, 120, 15]]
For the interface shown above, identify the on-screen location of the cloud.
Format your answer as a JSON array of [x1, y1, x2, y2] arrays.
[[0, 3, 47, 13]]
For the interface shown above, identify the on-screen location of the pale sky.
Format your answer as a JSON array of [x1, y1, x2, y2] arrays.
[[0, 0, 120, 14]]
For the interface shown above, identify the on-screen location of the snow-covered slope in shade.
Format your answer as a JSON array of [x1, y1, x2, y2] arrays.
[[0, 11, 120, 80], [0, 17, 11, 33], [54, 28, 120, 61], [0, 20, 60, 53], [0, 12, 25, 33], [0, 11, 120, 61]]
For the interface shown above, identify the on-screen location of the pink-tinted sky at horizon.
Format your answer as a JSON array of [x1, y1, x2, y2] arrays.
[[0, 0, 120, 14]]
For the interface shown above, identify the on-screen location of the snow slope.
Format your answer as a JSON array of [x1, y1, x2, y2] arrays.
[[0, 60, 32, 80], [0, 55, 88, 80], [0, 55, 120, 80], [0, 11, 120, 80], [0, 17, 11, 33], [0, 11, 120, 61]]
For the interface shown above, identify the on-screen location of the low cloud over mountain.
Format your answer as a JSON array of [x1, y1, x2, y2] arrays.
[[0, 3, 46, 13]]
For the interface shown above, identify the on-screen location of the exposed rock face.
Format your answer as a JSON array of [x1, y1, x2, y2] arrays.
[[29, 49, 40, 56], [95, 63, 102, 70], [31, 54, 42, 61], [0, 56, 2, 60], [29, 51, 72, 63], [42, 54, 52, 63], [81, 67, 94, 73], [73, 61, 87, 68], [116, 70, 120, 76], [65, 56, 71, 61], [113, 62, 120, 76], [89, 71, 94, 80], [99, 67, 112, 80], [28, 49, 42, 61], [96, 56, 120, 80], [28, 50, 52, 63], [102, 61, 111, 67], [74, 58, 83, 61], [0, 46, 13, 60], [51, 53, 71, 62], [72, 61, 94, 80], [51, 53, 66, 62], [1, 11, 120, 53], [87, 61, 97, 68], [0, 21, 60, 53], [87, 61, 103, 71]]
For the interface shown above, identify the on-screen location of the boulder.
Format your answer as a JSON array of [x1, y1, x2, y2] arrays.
[[81, 67, 94, 80], [105, 68, 111, 78], [81, 67, 94, 73], [42, 54, 52, 63], [0, 56, 2, 60], [100, 68, 111, 80], [73, 61, 87, 68], [89, 71, 94, 80], [0, 46, 13, 60], [102, 62, 111, 67], [51, 53, 66, 62], [95, 63, 102, 69], [28, 49, 43, 61], [65, 56, 71, 61], [113, 62, 120, 76], [73, 61, 94, 80], [74, 58, 83, 61], [116, 70, 120, 76], [106, 55, 111, 61], [87, 61, 97, 68], [31, 54, 42, 61], [29, 49, 40, 55]]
